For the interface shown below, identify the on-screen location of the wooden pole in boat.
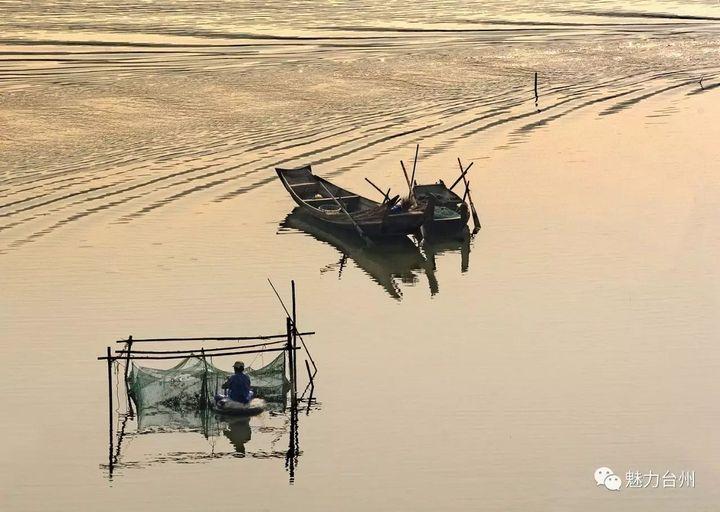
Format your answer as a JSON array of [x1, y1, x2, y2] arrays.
[[400, 161, 412, 195], [534, 71, 539, 106], [409, 144, 420, 192], [364, 177, 390, 203], [458, 158, 481, 231], [318, 182, 372, 245], [123, 335, 134, 417], [448, 161, 474, 191], [106, 346, 114, 476]]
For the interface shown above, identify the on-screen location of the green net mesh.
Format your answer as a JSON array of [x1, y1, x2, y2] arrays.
[[128, 351, 288, 415], [434, 205, 462, 220]]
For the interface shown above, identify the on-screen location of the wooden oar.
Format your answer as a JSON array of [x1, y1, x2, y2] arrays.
[[448, 161, 474, 191], [319, 182, 373, 245], [364, 177, 390, 203], [457, 158, 481, 231]]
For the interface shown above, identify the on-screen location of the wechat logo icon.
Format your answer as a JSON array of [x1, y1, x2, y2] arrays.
[[595, 467, 622, 491]]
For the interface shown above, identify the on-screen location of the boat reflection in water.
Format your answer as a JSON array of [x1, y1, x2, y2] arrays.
[[223, 417, 252, 454], [106, 400, 307, 482], [134, 407, 254, 455], [279, 208, 472, 299], [424, 227, 472, 275]]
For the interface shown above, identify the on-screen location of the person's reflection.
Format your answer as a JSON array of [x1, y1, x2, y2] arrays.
[[222, 417, 252, 454]]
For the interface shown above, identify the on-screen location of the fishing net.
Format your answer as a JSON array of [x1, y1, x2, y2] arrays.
[[434, 206, 462, 220], [128, 352, 288, 415]]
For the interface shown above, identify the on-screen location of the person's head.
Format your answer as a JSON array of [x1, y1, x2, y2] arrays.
[[233, 361, 245, 373]]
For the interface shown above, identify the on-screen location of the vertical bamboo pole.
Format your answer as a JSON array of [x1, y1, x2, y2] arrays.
[[106, 346, 114, 475], [286, 317, 295, 406], [291, 280, 298, 392], [283, 318, 289, 400], [200, 348, 208, 410], [286, 380, 299, 484], [305, 359, 314, 412], [123, 335, 134, 417], [291, 280, 297, 336], [286, 400, 297, 483], [409, 143, 419, 193]]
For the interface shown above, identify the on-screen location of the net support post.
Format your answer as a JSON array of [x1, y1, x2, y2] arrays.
[[286, 316, 296, 407], [291, 280, 298, 395], [200, 347, 209, 410], [123, 336, 134, 417], [106, 346, 114, 476]]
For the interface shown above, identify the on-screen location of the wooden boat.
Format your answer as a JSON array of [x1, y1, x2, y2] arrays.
[[212, 396, 266, 417], [413, 181, 469, 236], [276, 165, 433, 238]]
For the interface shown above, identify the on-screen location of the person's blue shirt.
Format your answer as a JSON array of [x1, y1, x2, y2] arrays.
[[225, 372, 251, 403]]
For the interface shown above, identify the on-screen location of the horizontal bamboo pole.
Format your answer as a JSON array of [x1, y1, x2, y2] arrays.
[[113, 331, 315, 344], [98, 346, 297, 362], [115, 338, 286, 356]]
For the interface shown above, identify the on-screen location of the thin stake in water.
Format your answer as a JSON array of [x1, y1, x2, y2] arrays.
[[267, 278, 318, 376]]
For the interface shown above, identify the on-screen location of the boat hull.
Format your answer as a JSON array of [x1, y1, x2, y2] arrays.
[[212, 397, 266, 417]]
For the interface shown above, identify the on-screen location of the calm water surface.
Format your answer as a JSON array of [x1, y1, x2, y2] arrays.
[[1, 1, 719, 510]]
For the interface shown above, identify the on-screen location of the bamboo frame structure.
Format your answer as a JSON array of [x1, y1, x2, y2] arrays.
[[111, 331, 315, 344], [99, 280, 316, 480]]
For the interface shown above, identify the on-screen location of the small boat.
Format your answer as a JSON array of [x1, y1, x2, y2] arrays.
[[212, 396, 266, 417], [276, 165, 434, 238], [413, 180, 470, 236]]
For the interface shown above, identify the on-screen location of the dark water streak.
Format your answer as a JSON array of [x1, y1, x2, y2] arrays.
[[1, 0, 719, 253]]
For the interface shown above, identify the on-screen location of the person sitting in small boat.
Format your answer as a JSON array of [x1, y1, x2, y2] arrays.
[[221, 361, 252, 404]]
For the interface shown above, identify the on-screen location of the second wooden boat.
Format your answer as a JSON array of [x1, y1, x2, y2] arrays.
[[413, 181, 470, 236]]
